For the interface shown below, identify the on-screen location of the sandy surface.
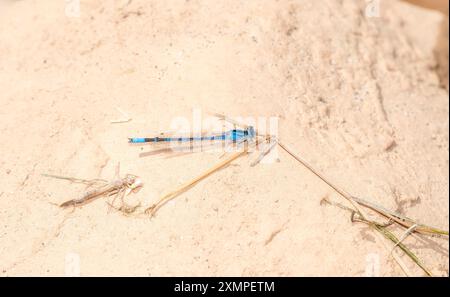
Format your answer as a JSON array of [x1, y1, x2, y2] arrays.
[[0, 0, 448, 276]]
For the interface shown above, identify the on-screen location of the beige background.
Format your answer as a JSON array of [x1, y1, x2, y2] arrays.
[[0, 0, 448, 276]]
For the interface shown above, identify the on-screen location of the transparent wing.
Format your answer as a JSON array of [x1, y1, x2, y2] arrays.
[[134, 130, 241, 158], [129, 130, 231, 147], [139, 138, 243, 158], [207, 112, 256, 131], [250, 137, 278, 167]]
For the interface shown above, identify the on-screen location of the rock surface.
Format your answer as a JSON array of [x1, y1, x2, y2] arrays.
[[0, 0, 448, 276]]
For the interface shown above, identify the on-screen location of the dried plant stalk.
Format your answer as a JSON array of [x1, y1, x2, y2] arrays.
[[145, 150, 247, 217]]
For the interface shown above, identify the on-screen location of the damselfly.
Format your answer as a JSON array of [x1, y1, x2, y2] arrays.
[[128, 113, 277, 165], [130, 113, 279, 217], [128, 126, 255, 145]]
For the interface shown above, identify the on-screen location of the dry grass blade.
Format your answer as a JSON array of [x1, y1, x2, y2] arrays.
[[278, 141, 413, 276], [323, 197, 433, 276], [41, 173, 108, 185], [145, 150, 247, 217], [285, 140, 448, 276], [352, 196, 448, 236], [376, 226, 433, 276], [352, 213, 433, 277], [250, 137, 278, 167], [391, 224, 418, 253], [42, 166, 143, 214]]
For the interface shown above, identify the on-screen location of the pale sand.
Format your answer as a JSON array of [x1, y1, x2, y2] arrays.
[[0, 0, 448, 276]]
